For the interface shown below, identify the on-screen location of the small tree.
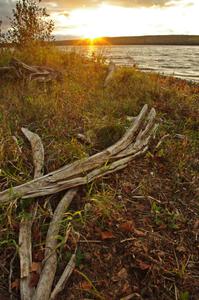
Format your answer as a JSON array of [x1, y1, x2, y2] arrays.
[[7, 0, 54, 47]]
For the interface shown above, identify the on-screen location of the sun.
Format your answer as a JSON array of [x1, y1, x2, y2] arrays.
[[84, 32, 99, 40], [81, 32, 103, 45], [82, 31, 102, 44]]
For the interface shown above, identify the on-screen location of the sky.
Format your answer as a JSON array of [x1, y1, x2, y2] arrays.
[[0, 0, 199, 39]]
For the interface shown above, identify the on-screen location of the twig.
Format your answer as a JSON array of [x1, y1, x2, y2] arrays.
[[155, 134, 170, 149], [75, 269, 105, 300], [120, 293, 142, 300], [79, 240, 102, 243], [9, 252, 17, 300], [174, 284, 179, 300], [50, 253, 76, 299], [120, 238, 136, 243], [21, 127, 44, 178]]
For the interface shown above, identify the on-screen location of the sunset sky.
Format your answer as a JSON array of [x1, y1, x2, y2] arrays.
[[0, 0, 198, 39]]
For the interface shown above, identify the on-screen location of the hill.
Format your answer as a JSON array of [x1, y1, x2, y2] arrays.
[[54, 35, 199, 46]]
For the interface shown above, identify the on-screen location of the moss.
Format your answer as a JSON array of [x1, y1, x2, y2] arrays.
[[95, 124, 126, 150]]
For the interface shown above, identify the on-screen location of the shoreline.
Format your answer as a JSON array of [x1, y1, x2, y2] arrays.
[[57, 45, 199, 84]]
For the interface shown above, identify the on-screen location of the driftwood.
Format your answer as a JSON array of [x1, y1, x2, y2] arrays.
[[1, 104, 159, 299], [19, 128, 44, 300], [0, 104, 158, 203], [16, 129, 79, 300], [50, 253, 76, 300], [0, 58, 62, 82], [33, 189, 78, 300], [104, 61, 116, 87]]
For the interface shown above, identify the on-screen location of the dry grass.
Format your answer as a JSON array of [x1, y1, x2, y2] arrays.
[[0, 46, 198, 299]]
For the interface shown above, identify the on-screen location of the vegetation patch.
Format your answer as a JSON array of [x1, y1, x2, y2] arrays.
[[0, 2, 198, 298]]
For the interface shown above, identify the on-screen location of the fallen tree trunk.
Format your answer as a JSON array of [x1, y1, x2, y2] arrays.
[[0, 104, 158, 203], [0, 58, 62, 82]]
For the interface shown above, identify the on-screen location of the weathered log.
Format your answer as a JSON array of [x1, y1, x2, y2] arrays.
[[0, 104, 158, 203], [0, 58, 62, 82]]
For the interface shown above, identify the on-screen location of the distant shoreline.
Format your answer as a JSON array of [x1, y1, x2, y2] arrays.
[[54, 35, 199, 46]]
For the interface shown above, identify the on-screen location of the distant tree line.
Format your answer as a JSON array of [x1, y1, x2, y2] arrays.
[[55, 35, 199, 46]]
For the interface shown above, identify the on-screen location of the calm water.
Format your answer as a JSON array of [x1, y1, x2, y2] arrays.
[[61, 45, 199, 82]]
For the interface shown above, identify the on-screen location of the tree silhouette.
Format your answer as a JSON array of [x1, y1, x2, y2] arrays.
[[6, 0, 54, 47]]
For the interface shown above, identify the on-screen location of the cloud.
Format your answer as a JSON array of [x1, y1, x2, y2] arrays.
[[184, 1, 194, 6], [62, 12, 70, 17], [43, 0, 181, 12], [0, 0, 17, 30], [0, 0, 183, 21], [0, 0, 17, 16], [107, 0, 180, 8], [0, 0, 193, 35]]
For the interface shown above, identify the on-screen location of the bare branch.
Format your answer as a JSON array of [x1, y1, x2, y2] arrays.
[[19, 128, 44, 300], [50, 253, 76, 300], [33, 189, 78, 300], [21, 127, 44, 178]]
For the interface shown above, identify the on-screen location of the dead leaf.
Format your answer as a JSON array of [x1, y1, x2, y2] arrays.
[[11, 278, 20, 290], [101, 231, 114, 240], [120, 221, 134, 233], [33, 249, 44, 262], [121, 281, 132, 294], [133, 228, 146, 237], [117, 268, 128, 280], [176, 245, 186, 253], [137, 260, 151, 270], [80, 280, 92, 290], [158, 251, 165, 257], [193, 219, 199, 230], [31, 262, 41, 273], [159, 224, 167, 229], [122, 182, 134, 193]]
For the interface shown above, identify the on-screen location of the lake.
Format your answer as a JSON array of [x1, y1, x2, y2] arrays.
[[61, 45, 199, 82]]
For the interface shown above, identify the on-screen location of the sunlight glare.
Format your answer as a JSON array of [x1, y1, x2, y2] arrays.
[[52, 1, 199, 37]]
